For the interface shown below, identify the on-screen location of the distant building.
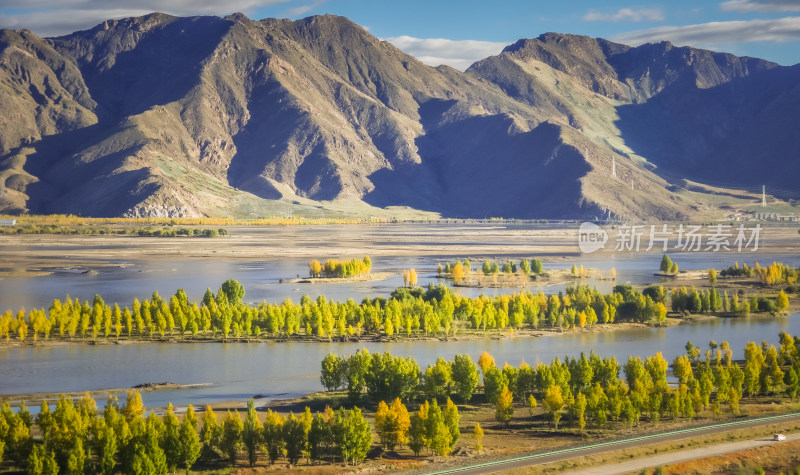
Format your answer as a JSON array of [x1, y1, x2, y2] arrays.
[[751, 212, 799, 222], [0, 219, 16, 226]]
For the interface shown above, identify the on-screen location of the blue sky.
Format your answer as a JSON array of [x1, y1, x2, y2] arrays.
[[2, 0, 800, 70]]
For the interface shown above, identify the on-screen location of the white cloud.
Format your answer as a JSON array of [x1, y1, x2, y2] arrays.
[[0, 0, 288, 37], [721, 0, 800, 12], [286, 0, 326, 17], [614, 16, 800, 48], [385, 36, 508, 71], [583, 7, 664, 22]]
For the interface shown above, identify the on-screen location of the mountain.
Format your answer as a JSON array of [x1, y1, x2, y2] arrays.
[[0, 14, 797, 219]]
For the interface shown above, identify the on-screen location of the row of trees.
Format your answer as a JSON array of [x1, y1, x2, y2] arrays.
[[491, 331, 800, 429], [670, 286, 789, 315], [320, 331, 800, 436], [0, 395, 463, 472], [308, 256, 372, 278], [0, 392, 200, 474], [0, 393, 382, 473], [719, 261, 798, 287], [0, 268, 792, 343], [437, 258, 545, 281], [0, 225, 227, 237], [320, 350, 480, 404]]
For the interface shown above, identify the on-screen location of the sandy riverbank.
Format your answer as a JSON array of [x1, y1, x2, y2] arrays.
[[1, 223, 797, 278]]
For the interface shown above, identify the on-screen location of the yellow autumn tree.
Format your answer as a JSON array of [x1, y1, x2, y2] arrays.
[[777, 290, 789, 313], [473, 423, 484, 451], [451, 262, 465, 284], [309, 259, 322, 277], [543, 386, 564, 429], [495, 386, 514, 425], [375, 398, 410, 451], [478, 351, 495, 374]]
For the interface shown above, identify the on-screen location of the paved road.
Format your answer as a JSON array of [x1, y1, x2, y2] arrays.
[[562, 432, 800, 475], [423, 412, 800, 475]]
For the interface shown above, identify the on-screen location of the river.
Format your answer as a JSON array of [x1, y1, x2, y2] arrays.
[[1, 313, 797, 410], [0, 223, 798, 410]]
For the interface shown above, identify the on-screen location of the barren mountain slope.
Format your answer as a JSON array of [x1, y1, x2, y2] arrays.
[[1, 15, 794, 218]]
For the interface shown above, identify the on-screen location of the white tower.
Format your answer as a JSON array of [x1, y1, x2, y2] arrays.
[[762, 185, 767, 208], [612, 156, 617, 178]]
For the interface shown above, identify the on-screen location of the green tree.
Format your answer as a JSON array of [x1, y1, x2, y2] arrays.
[[531, 258, 544, 274], [483, 366, 509, 404], [220, 411, 243, 466], [66, 437, 86, 475], [520, 259, 531, 274], [162, 403, 182, 472], [220, 279, 245, 306], [199, 406, 220, 461], [408, 402, 428, 456], [443, 398, 460, 447], [130, 416, 168, 475], [482, 260, 492, 276], [28, 444, 59, 475], [262, 409, 285, 464], [309, 408, 333, 463], [334, 407, 371, 465], [708, 269, 717, 284], [178, 407, 200, 474], [761, 344, 784, 394], [424, 357, 454, 401], [425, 401, 452, 456], [97, 423, 118, 475], [364, 352, 421, 402], [451, 354, 479, 402], [242, 399, 262, 467], [744, 341, 765, 396], [283, 413, 306, 465], [570, 392, 587, 432], [3, 406, 32, 468], [660, 255, 673, 273], [320, 353, 344, 391], [345, 348, 371, 401]]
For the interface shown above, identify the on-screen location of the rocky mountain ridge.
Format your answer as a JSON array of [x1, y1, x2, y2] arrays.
[[0, 14, 797, 219]]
